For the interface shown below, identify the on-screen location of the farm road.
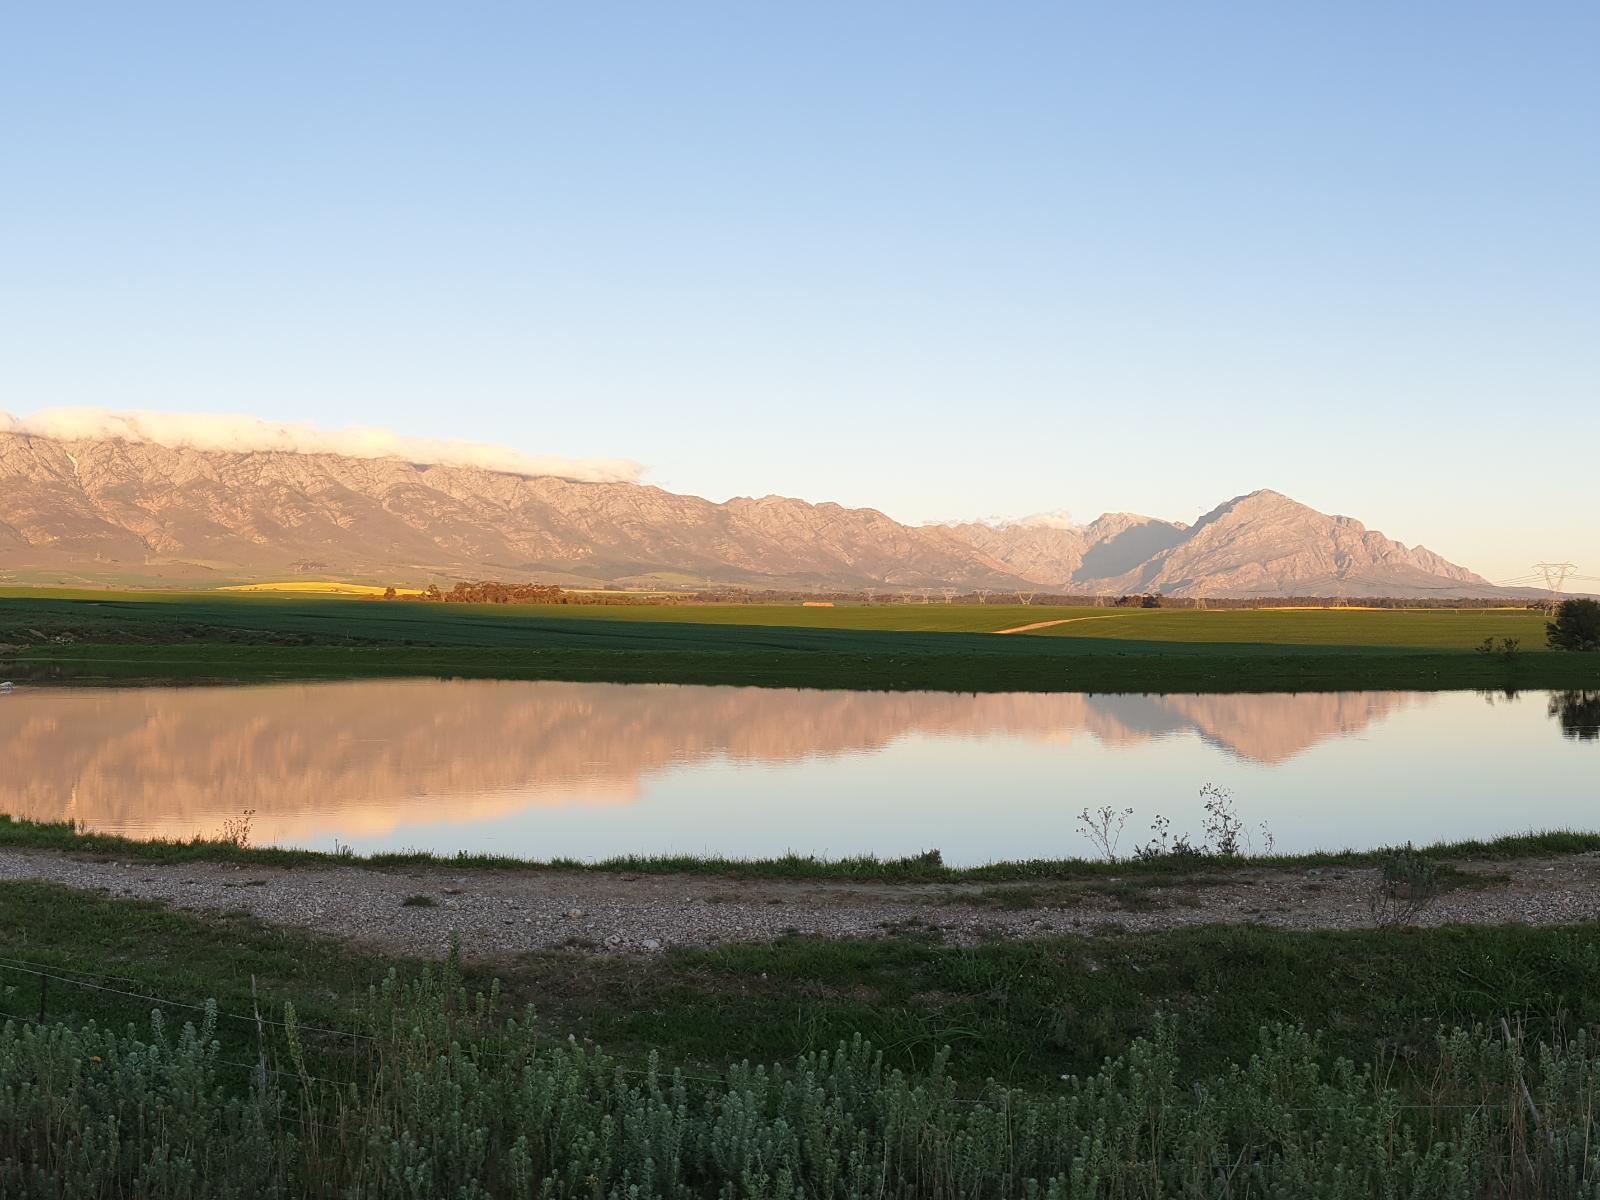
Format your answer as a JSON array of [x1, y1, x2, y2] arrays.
[[994, 614, 1128, 634]]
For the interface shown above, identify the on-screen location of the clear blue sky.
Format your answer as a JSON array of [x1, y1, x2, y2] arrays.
[[2, 2, 1595, 583]]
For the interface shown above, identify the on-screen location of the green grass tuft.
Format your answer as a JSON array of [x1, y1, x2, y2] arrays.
[[2, 814, 1597, 880]]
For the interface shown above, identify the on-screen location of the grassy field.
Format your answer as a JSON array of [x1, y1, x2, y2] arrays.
[[14, 878, 1600, 1193], [7, 878, 1600, 1090], [2, 589, 1590, 691]]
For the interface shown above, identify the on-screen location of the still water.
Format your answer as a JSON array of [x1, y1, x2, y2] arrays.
[[0, 681, 1593, 865]]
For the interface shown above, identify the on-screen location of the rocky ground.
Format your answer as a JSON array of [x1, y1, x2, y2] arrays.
[[3, 848, 1598, 961]]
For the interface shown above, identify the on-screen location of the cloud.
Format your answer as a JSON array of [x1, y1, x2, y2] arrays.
[[928, 510, 1079, 531], [1008, 510, 1078, 530], [0, 408, 645, 484]]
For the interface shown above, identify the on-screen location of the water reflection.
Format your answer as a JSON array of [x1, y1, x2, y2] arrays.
[[1550, 692, 1600, 741], [0, 680, 1587, 860]]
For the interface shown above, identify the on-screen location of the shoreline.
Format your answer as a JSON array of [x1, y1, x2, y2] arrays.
[[2, 838, 1597, 963], [6, 815, 1598, 881], [10, 643, 1600, 693]]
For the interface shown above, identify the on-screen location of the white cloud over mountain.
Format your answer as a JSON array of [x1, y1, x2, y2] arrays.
[[0, 408, 645, 484]]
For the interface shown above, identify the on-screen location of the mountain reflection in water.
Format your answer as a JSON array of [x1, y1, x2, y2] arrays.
[[0, 681, 1427, 848]]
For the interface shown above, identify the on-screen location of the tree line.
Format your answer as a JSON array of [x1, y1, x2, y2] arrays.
[[384, 582, 677, 606]]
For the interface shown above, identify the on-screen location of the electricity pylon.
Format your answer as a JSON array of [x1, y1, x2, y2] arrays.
[[1534, 562, 1577, 613]]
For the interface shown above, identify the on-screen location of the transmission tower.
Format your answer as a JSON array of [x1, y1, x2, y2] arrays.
[[919, 588, 931, 605], [1093, 593, 1105, 608], [863, 587, 876, 606], [1194, 595, 1206, 611], [1534, 562, 1577, 613], [976, 589, 990, 604], [1016, 591, 1036, 606], [941, 587, 957, 604]]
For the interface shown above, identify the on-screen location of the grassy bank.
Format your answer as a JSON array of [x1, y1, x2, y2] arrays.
[[4, 591, 1594, 691], [6, 878, 1600, 1087], [5, 881, 1600, 1195], [4, 815, 1597, 881]]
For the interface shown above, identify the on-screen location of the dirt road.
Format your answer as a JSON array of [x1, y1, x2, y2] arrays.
[[4, 848, 1597, 960]]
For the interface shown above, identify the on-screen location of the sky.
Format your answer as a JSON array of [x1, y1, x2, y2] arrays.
[[1, 2, 1595, 584]]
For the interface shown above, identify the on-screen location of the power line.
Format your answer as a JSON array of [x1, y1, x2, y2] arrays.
[[1533, 562, 1577, 611]]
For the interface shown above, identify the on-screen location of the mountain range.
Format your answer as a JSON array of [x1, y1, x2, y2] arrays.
[[0, 430, 1512, 597]]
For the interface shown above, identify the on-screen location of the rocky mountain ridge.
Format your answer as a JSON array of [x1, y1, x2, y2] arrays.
[[0, 431, 1508, 596]]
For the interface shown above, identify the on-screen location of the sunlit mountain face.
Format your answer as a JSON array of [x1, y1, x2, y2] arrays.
[[0, 431, 1511, 596]]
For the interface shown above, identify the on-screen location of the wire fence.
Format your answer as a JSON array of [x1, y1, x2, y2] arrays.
[[0, 951, 748, 1088], [0, 950, 1554, 1116]]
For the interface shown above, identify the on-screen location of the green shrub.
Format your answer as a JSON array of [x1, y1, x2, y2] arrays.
[[1370, 843, 1441, 927], [6, 964, 1600, 1197], [1548, 598, 1600, 652]]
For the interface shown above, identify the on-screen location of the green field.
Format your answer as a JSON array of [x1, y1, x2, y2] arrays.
[[2, 589, 1590, 692], [6, 876, 1598, 1089], [8, 879, 1600, 1193]]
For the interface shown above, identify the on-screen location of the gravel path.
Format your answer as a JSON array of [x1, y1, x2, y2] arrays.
[[993, 615, 1128, 634], [3, 849, 1598, 961]]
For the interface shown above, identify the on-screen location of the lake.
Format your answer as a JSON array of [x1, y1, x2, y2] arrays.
[[0, 680, 1594, 864]]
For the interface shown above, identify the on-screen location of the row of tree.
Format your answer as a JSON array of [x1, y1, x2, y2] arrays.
[[372, 581, 1593, 619], [383, 582, 677, 606], [703, 588, 1546, 610]]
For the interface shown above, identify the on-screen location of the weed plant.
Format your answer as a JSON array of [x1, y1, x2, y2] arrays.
[[7, 957, 1600, 1197], [1370, 843, 1443, 927]]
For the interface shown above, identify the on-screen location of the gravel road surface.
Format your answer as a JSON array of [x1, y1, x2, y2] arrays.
[[4, 849, 1598, 961]]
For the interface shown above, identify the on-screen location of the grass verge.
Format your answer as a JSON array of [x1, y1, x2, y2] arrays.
[[5, 879, 1600, 1089], [7, 880, 1600, 1193], [3, 876, 1600, 1094]]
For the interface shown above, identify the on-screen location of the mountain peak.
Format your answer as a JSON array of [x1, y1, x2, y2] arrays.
[[0, 432, 1507, 596]]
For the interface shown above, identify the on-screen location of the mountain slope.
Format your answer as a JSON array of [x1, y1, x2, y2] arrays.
[[0, 433, 1029, 588], [941, 514, 1191, 590], [1081, 490, 1492, 597], [0, 432, 1506, 596]]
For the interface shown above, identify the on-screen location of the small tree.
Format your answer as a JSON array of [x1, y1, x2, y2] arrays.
[[1547, 598, 1600, 652]]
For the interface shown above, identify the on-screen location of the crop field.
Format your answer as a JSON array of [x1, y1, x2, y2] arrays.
[[1024, 605, 1553, 648], [0, 587, 1553, 641], [216, 580, 427, 596], [0, 589, 1588, 692]]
